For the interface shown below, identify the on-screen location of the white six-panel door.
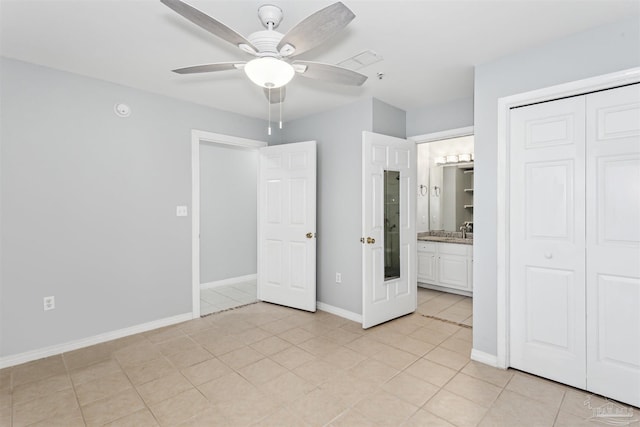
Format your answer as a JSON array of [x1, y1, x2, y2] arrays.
[[510, 83, 640, 407], [258, 141, 317, 312], [585, 84, 640, 406], [362, 131, 416, 329], [509, 96, 587, 389]]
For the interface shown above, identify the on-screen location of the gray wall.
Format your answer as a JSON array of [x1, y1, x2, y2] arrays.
[[276, 98, 373, 315], [473, 17, 640, 356], [0, 58, 269, 357], [406, 97, 474, 137], [200, 143, 257, 284], [372, 99, 407, 139]]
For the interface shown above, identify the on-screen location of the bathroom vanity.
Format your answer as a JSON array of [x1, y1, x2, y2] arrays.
[[417, 231, 473, 296]]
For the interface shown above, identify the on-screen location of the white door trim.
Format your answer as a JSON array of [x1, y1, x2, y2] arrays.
[[191, 130, 267, 318], [496, 67, 640, 369], [409, 126, 474, 143]]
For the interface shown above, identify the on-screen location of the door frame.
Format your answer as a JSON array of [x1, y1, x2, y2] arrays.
[[409, 126, 474, 144], [191, 130, 267, 318], [495, 67, 640, 369]]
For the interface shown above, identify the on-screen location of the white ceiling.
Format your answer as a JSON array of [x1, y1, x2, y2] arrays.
[[1, 0, 638, 121]]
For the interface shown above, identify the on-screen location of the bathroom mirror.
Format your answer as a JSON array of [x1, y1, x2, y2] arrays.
[[384, 170, 401, 280], [417, 135, 474, 232]]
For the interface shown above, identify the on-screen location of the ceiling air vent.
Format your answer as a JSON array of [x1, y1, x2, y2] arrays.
[[337, 50, 383, 71]]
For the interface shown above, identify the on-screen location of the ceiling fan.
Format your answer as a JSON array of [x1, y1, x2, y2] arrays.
[[160, 0, 368, 104]]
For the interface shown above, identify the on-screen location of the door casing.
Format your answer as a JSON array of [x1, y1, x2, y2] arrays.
[[191, 130, 267, 318]]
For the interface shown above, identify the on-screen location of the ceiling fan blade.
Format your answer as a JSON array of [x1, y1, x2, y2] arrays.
[[277, 2, 355, 58], [161, 0, 258, 54], [293, 61, 367, 86], [172, 62, 244, 74], [263, 86, 286, 104]]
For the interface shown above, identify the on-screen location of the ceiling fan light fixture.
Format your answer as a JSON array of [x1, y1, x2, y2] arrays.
[[244, 57, 294, 88]]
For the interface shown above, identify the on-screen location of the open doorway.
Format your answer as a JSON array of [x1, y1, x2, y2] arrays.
[[199, 142, 257, 315], [191, 130, 267, 318], [412, 127, 474, 327]]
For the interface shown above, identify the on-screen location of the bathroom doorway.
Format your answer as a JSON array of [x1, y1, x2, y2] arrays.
[[412, 127, 475, 321]]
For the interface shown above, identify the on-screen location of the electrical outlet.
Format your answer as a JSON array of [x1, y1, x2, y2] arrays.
[[176, 205, 188, 217], [336, 273, 342, 283], [43, 296, 55, 311]]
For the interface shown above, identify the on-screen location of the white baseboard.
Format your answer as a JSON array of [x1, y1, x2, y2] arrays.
[[316, 301, 362, 324], [201, 274, 257, 290], [470, 348, 501, 368], [0, 312, 193, 369]]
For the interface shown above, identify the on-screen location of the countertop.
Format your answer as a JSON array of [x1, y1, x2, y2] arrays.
[[418, 231, 473, 245]]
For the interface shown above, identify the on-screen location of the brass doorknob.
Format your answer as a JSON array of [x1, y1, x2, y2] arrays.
[[306, 232, 315, 239], [367, 237, 375, 244]]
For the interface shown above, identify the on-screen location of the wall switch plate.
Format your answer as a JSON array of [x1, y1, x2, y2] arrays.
[[176, 206, 188, 217], [43, 296, 55, 311], [336, 273, 342, 283]]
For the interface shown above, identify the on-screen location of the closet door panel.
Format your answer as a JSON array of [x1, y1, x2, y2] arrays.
[[586, 83, 640, 407], [509, 96, 587, 389]]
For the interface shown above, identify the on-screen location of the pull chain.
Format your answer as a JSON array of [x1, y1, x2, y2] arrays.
[[279, 87, 283, 129], [268, 87, 272, 135]]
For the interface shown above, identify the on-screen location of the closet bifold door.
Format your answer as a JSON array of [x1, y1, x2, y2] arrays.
[[585, 83, 640, 408], [509, 96, 587, 390]]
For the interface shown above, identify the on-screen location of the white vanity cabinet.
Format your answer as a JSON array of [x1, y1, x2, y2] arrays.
[[417, 241, 472, 296], [417, 242, 437, 283]]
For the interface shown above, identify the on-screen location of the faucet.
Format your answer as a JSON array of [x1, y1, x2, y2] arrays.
[[460, 222, 472, 238]]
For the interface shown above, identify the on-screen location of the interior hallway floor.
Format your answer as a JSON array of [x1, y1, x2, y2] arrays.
[[200, 279, 257, 316], [2, 288, 637, 426]]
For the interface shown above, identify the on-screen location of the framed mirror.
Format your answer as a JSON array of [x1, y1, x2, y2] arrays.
[[384, 170, 401, 280]]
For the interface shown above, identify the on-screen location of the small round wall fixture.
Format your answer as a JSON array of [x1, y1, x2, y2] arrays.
[[114, 103, 131, 118]]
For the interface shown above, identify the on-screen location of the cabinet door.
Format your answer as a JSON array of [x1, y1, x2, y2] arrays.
[[417, 250, 437, 283], [438, 253, 469, 290]]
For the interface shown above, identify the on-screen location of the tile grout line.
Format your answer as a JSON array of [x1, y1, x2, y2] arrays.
[[109, 338, 165, 427], [476, 381, 509, 426], [61, 353, 88, 426], [200, 300, 260, 318], [552, 389, 569, 427], [419, 313, 473, 329]]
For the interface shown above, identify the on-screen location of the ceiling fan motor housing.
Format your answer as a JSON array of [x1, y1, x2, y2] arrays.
[[248, 30, 285, 57]]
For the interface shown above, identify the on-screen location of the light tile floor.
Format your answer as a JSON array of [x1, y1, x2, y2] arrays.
[[1, 288, 638, 426], [200, 280, 257, 316], [416, 286, 473, 326]]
